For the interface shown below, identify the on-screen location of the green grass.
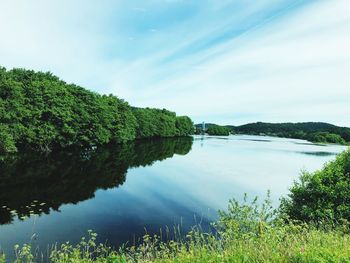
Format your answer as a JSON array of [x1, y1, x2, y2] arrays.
[[3, 195, 350, 263], [5, 222, 350, 263]]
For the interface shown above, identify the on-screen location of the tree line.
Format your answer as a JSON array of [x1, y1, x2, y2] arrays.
[[206, 124, 231, 136], [0, 67, 194, 154], [232, 122, 350, 145], [194, 123, 232, 136], [195, 122, 350, 144]]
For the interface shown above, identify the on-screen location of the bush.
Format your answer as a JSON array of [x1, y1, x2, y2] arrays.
[[215, 192, 275, 238], [280, 148, 350, 223]]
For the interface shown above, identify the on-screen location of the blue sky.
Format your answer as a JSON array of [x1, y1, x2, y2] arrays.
[[1, 0, 349, 126]]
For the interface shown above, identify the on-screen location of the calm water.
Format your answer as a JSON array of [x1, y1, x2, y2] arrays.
[[0, 135, 347, 259]]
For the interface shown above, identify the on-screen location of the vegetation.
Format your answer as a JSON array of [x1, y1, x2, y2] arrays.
[[0, 67, 194, 154], [2, 66, 350, 262], [4, 194, 350, 262], [194, 121, 350, 144], [133, 108, 194, 139], [193, 124, 230, 136], [206, 124, 231, 136], [0, 124, 17, 153], [231, 122, 350, 145], [311, 132, 346, 145], [2, 147, 350, 262], [194, 123, 231, 136], [280, 148, 350, 223]]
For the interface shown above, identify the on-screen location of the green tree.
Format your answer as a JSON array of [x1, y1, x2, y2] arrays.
[[0, 125, 17, 154], [0, 67, 194, 154], [176, 116, 194, 136], [309, 132, 346, 145], [207, 124, 230, 136], [133, 108, 193, 139]]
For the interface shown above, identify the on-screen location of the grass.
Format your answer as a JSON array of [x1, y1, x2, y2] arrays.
[[2, 194, 350, 262]]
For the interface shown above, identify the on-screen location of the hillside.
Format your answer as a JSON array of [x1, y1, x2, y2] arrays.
[[196, 122, 350, 144]]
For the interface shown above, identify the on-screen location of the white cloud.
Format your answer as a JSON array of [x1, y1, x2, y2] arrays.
[[121, 0, 350, 126], [0, 0, 349, 126]]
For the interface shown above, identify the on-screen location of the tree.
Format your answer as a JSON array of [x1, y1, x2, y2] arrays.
[[176, 116, 194, 136], [0, 125, 17, 154], [133, 108, 194, 139], [207, 125, 230, 136], [0, 67, 194, 154]]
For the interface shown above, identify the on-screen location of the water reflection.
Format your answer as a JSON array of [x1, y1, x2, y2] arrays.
[[297, 151, 339, 156], [239, 139, 272, 142], [0, 137, 193, 225], [293, 142, 327, 146]]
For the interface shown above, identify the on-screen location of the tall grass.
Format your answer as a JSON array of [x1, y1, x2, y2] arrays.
[[4, 194, 350, 262]]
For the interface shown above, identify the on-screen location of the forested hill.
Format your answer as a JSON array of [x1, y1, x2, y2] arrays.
[[232, 122, 350, 143], [196, 122, 350, 145], [0, 67, 194, 154]]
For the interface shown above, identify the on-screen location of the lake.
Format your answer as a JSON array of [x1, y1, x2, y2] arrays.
[[0, 135, 347, 259]]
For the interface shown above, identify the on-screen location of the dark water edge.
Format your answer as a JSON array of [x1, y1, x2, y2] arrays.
[[0, 137, 207, 261], [0, 137, 194, 225]]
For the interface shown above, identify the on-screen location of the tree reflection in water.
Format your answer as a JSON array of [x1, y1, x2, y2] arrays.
[[0, 137, 193, 224]]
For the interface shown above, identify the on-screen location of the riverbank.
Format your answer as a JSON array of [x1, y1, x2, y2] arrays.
[[4, 203, 350, 262], [2, 145, 349, 262]]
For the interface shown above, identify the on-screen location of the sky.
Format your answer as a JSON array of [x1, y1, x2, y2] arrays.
[[0, 0, 349, 126]]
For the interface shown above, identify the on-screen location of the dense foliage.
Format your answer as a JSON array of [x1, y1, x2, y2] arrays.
[[0, 67, 194, 154], [311, 132, 346, 145], [231, 122, 350, 144], [133, 108, 194, 139], [280, 148, 350, 223], [206, 124, 231, 136]]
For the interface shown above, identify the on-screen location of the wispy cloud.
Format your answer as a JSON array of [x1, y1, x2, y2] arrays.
[[0, 0, 349, 126]]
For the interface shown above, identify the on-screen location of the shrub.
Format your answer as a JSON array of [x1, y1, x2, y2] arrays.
[[280, 148, 350, 223]]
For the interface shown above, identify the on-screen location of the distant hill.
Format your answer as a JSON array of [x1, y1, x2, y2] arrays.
[[195, 122, 350, 145]]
